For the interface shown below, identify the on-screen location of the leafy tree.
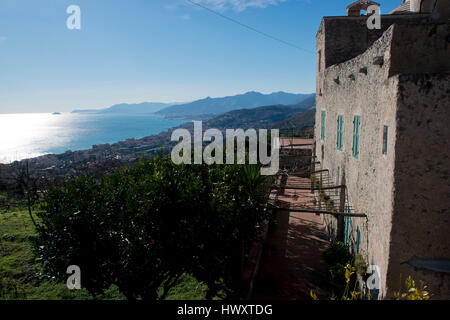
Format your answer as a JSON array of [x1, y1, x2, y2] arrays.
[[34, 156, 270, 300]]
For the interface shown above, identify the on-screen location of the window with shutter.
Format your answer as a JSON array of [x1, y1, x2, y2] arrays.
[[337, 115, 343, 151], [321, 111, 326, 141], [382, 125, 388, 155], [352, 115, 360, 159], [344, 205, 351, 247]]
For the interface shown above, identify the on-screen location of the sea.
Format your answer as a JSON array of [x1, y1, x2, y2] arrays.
[[0, 113, 187, 164]]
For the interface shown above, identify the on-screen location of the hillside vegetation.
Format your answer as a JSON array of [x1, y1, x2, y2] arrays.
[[1, 155, 271, 300], [0, 209, 211, 300], [269, 108, 315, 131]]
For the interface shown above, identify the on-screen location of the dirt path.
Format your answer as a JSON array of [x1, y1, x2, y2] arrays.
[[251, 177, 331, 300]]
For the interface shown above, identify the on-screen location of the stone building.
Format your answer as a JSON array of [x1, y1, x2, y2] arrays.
[[314, 0, 450, 299]]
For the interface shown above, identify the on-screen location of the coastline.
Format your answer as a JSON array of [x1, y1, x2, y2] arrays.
[[0, 112, 189, 165]]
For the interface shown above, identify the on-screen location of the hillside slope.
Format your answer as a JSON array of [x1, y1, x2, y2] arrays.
[[269, 107, 315, 131], [291, 95, 316, 110], [156, 91, 314, 117], [203, 105, 303, 130]]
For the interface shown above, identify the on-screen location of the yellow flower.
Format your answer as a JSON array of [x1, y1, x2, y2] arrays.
[[310, 290, 319, 300], [350, 291, 360, 300], [344, 264, 354, 283]]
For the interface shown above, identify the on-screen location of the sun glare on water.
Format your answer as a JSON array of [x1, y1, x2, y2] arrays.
[[0, 113, 76, 163]]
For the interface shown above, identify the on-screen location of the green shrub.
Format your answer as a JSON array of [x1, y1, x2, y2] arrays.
[[34, 156, 270, 300], [323, 241, 351, 267]]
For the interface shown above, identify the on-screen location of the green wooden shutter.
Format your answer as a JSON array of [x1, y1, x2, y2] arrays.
[[352, 117, 356, 156], [337, 115, 343, 151], [336, 117, 339, 149], [352, 115, 360, 159], [321, 111, 326, 141], [356, 116, 360, 157], [344, 205, 351, 247]]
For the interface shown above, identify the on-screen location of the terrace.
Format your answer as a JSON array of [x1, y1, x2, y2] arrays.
[[249, 137, 367, 299]]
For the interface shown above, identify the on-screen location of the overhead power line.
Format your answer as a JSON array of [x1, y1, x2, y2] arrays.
[[185, 0, 313, 54]]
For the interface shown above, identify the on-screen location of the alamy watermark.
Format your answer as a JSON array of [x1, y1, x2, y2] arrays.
[[367, 264, 381, 290], [367, 5, 381, 30], [170, 121, 280, 175], [66, 5, 81, 30], [66, 265, 81, 290]]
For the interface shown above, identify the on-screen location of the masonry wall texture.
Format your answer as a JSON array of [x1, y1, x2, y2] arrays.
[[314, 10, 450, 299], [388, 73, 450, 298], [316, 25, 399, 298], [316, 14, 434, 71]]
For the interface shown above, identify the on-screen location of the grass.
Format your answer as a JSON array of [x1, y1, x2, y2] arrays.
[[0, 210, 209, 300]]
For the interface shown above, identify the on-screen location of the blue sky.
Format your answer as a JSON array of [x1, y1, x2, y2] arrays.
[[0, 0, 400, 113]]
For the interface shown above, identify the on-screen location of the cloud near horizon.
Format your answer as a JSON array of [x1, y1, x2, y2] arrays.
[[188, 0, 288, 12]]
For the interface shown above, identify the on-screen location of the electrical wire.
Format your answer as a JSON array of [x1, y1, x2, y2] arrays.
[[186, 0, 314, 54]]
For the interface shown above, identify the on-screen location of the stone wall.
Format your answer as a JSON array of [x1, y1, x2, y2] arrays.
[[315, 19, 450, 298], [317, 14, 435, 70], [387, 73, 450, 299], [390, 23, 450, 76], [315, 25, 399, 298]]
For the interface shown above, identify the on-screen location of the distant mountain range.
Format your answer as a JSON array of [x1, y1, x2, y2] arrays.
[[156, 91, 314, 117], [203, 97, 315, 131], [71, 91, 314, 117], [72, 102, 177, 114]]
